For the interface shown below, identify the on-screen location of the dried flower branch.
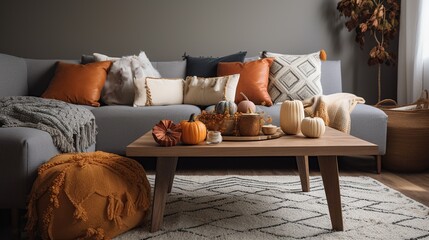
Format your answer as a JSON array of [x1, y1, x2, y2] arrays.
[[337, 0, 400, 102]]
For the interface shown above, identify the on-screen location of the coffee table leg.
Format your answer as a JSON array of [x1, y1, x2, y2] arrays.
[[296, 156, 310, 192], [318, 156, 343, 231], [151, 157, 178, 232], [167, 157, 178, 193]]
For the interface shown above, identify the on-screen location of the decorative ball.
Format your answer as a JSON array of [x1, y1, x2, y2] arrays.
[[180, 113, 207, 144], [152, 119, 182, 147], [280, 100, 305, 135], [237, 92, 256, 113], [26, 151, 151, 240], [301, 117, 326, 138], [215, 100, 237, 115]]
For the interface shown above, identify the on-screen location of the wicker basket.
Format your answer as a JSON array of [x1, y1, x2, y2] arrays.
[[376, 90, 429, 172]]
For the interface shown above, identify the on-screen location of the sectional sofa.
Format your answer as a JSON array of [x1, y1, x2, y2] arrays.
[[0, 52, 387, 210]]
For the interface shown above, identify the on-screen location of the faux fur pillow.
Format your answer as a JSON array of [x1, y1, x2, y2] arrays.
[[94, 52, 161, 105]]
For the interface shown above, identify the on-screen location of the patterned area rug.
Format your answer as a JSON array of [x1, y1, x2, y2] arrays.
[[115, 176, 429, 240]]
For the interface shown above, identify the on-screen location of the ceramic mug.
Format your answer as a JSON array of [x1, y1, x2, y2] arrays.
[[238, 113, 261, 136]]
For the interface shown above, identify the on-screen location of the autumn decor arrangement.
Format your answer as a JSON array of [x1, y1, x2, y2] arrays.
[[180, 113, 207, 145], [337, 0, 400, 102], [152, 120, 182, 147]]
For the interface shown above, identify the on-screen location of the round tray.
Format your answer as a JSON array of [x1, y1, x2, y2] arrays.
[[222, 130, 284, 141]]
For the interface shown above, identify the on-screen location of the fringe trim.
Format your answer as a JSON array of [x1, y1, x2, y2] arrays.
[[77, 228, 106, 240]]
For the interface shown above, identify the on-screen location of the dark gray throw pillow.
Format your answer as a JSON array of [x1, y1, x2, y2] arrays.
[[184, 51, 247, 77], [80, 54, 96, 64]]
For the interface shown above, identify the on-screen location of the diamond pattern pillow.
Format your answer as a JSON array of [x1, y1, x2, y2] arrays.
[[262, 51, 323, 103]]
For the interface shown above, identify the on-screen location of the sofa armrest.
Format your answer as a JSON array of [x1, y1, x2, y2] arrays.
[[350, 104, 388, 155]]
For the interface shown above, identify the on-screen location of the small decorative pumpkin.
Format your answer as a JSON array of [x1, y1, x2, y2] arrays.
[[301, 117, 326, 138], [319, 49, 327, 61], [280, 100, 305, 135], [181, 113, 207, 145], [215, 100, 237, 115], [152, 120, 182, 147], [237, 92, 256, 113]]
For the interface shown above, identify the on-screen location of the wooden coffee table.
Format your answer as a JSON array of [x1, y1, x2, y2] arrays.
[[126, 127, 378, 232]]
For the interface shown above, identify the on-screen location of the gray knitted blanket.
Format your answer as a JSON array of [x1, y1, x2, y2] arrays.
[[0, 96, 96, 153]]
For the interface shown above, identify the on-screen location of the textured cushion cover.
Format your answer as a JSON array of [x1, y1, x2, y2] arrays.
[[184, 51, 247, 77], [134, 77, 184, 106], [96, 52, 161, 105], [26, 151, 151, 239], [183, 74, 240, 106], [263, 51, 323, 102], [217, 58, 274, 106], [42, 61, 112, 107]]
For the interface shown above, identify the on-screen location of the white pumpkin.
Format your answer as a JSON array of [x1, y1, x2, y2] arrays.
[[301, 117, 326, 138], [280, 100, 305, 135]]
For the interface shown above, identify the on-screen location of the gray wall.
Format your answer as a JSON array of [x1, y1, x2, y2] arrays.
[[0, 0, 398, 104]]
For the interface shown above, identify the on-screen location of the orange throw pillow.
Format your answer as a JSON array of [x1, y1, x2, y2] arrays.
[[217, 58, 274, 106], [42, 61, 112, 107]]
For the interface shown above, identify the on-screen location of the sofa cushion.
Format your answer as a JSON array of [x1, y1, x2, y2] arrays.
[[134, 77, 184, 106], [320, 61, 342, 95], [262, 51, 323, 103], [91, 105, 201, 154], [218, 58, 274, 106], [184, 51, 247, 77], [152, 61, 187, 79], [0, 53, 28, 97], [42, 61, 112, 107], [183, 74, 240, 106]]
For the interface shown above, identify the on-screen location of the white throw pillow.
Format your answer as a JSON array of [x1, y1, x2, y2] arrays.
[[134, 77, 184, 107], [94, 52, 161, 105], [262, 51, 323, 102], [183, 74, 240, 106]]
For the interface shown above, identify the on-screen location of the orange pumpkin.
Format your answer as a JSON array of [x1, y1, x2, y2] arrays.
[[181, 113, 207, 144], [152, 120, 182, 147]]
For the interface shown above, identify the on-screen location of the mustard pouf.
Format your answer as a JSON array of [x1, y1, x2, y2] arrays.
[[26, 151, 151, 240]]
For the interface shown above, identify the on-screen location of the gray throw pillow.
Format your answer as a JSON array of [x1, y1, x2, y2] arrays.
[[80, 54, 96, 64]]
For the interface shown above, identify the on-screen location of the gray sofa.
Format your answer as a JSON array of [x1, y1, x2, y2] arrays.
[[0, 53, 387, 210]]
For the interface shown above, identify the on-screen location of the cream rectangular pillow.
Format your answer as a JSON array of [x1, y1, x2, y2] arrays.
[[183, 74, 240, 106], [133, 77, 184, 107]]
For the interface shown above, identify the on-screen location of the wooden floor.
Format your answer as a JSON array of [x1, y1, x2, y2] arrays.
[[142, 156, 429, 207]]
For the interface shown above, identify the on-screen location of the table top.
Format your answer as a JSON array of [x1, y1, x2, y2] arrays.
[[126, 127, 378, 157]]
